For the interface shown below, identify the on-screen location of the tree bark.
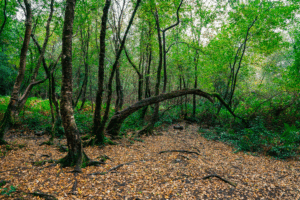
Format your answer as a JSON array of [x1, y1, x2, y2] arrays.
[[138, 10, 163, 135], [161, 0, 183, 93], [106, 89, 214, 136], [93, 0, 111, 145], [192, 50, 199, 117], [124, 47, 143, 101], [115, 65, 124, 112], [0, 0, 32, 144], [97, 0, 141, 138], [15, 0, 55, 114], [59, 0, 88, 171]]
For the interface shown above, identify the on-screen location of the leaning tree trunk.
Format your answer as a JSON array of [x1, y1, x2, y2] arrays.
[[106, 89, 214, 136], [0, 0, 32, 145], [59, 0, 88, 171]]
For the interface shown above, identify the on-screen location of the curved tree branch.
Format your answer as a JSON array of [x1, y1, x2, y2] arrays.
[[106, 89, 214, 136], [161, 0, 184, 32]]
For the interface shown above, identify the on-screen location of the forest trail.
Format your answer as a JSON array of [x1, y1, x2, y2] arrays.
[[0, 123, 299, 199]]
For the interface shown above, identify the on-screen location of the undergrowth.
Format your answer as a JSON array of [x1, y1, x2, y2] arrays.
[[201, 117, 300, 159]]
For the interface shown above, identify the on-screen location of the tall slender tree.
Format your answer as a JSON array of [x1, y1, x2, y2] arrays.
[[59, 0, 87, 171], [0, 0, 32, 145]]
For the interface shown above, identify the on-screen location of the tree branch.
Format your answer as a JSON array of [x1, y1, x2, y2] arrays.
[[0, 0, 7, 36]]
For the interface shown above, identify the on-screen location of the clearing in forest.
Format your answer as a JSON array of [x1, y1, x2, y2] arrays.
[[0, 123, 299, 199]]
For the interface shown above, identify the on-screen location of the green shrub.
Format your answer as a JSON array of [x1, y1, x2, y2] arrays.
[[201, 117, 300, 159]]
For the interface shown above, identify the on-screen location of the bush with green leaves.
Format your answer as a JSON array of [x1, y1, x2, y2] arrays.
[[0, 52, 17, 96], [201, 117, 300, 159]]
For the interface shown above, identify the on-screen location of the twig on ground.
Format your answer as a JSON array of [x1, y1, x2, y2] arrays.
[[202, 174, 237, 187], [88, 161, 139, 176], [108, 161, 137, 172], [158, 150, 200, 155], [178, 155, 190, 160]]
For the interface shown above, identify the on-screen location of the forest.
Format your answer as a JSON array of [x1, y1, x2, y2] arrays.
[[0, 0, 300, 199]]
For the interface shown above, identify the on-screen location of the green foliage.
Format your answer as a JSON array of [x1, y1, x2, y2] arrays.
[[0, 52, 16, 96], [5, 145, 12, 151], [23, 112, 49, 131], [201, 117, 300, 159], [18, 144, 26, 149], [0, 185, 17, 197], [120, 111, 145, 134], [104, 136, 116, 145], [0, 96, 10, 114], [74, 113, 93, 134]]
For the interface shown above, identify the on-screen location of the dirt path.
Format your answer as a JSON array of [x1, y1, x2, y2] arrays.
[[0, 123, 299, 199]]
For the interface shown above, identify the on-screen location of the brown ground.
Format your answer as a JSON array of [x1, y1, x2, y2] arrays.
[[0, 123, 299, 199]]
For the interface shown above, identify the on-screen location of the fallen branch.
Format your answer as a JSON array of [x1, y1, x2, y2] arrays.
[[202, 174, 237, 187], [158, 150, 200, 155]]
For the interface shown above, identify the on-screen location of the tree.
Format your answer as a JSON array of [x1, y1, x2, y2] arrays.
[[106, 89, 214, 136], [59, 0, 88, 171], [92, 0, 141, 144], [0, 0, 32, 145], [92, 0, 112, 145]]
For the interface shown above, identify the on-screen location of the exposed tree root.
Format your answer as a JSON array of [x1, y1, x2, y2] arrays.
[[202, 174, 237, 187], [32, 159, 55, 166], [70, 172, 78, 195], [29, 192, 57, 200], [39, 141, 54, 146], [71, 179, 77, 195], [88, 161, 139, 176], [13, 190, 57, 200], [178, 155, 190, 160], [86, 160, 106, 166], [158, 150, 200, 155]]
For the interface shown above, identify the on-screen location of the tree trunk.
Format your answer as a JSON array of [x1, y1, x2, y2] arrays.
[[93, 0, 111, 145], [15, 0, 54, 114], [59, 0, 88, 171], [0, 0, 32, 144], [138, 10, 163, 135], [141, 32, 152, 119], [161, 0, 183, 93], [115, 65, 124, 112], [192, 50, 199, 118], [78, 26, 90, 111], [106, 89, 214, 136], [97, 0, 141, 138]]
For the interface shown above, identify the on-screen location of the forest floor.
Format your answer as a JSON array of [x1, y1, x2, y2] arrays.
[[0, 122, 300, 200]]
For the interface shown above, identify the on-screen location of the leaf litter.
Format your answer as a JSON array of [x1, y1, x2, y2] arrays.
[[0, 123, 300, 199]]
